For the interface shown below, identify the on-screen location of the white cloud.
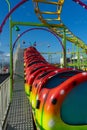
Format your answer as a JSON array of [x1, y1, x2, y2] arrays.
[[4, 53, 10, 57]]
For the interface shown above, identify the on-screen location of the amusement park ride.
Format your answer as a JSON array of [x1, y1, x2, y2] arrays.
[[23, 1, 87, 129], [32, 0, 87, 69], [0, 0, 87, 68], [0, 0, 87, 69], [0, 0, 86, 92], [24, 46, 87, 130], [1, 1, 87, 130], [0, 0, 86, 98]]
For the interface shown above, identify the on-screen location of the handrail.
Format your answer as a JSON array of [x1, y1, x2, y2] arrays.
[[0, 77, 10, 129]]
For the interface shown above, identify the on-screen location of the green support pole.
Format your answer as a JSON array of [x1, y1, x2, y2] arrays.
[[82, 49, 84, 68], [10, 20, 13, 100], [71, 44, 74, 65], [6, 0, 13, 100], [77, 45, 80, 69], [11, 21, 64, 28], [62, 28, 66, 67], [72, 44, 75, 68]]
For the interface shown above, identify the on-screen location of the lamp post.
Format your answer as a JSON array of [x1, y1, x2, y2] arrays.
[[5, 0, 11, 12], [47, 44, 50, 63], [3, 0, 28, 101], [5, 0, 13, 100]]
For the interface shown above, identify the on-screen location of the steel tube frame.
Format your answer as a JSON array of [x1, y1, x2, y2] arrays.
[[5, 0, 28, 100]]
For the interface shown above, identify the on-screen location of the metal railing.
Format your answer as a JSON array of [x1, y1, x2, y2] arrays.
[[0, 77, 10, 129]]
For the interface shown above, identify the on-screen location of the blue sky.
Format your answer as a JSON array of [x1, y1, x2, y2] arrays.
[[0, 0, 87, 63]]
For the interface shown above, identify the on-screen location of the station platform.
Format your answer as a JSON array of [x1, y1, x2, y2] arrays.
[[6, 48, 34, 130]]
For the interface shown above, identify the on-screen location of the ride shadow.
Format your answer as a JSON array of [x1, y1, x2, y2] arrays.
[[6, 124, 17, 130]]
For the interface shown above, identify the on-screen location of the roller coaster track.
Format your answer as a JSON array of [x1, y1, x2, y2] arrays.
[[32, 0, 87, 51], [73, 0, 87, 9]]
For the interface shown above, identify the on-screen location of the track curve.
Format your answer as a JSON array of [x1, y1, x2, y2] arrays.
[[32, 0, 87, 51], [73, 0, 87, 9]]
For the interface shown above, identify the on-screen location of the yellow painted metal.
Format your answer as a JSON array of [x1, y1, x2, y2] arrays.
[[32, 0, 87, 51], [33, 0, 64, 5]]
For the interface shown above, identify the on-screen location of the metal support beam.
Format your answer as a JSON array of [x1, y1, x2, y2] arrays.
[[77, 44, 80, 69], [10, 20, 13, 100], [62, 28, 66, 67], [11, 21, 64, 28]]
